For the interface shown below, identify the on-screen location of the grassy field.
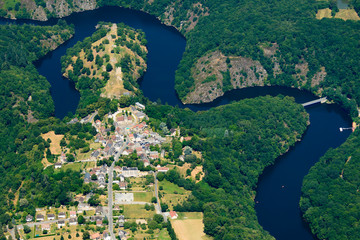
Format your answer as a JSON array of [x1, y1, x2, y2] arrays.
[[159, 180, 187, 194], [158, 180, 191, 210], [41, 131, 64, 155], [60, 161, 95, 172], [133, 192, 154, 202], [129, 177, 154, 191], [171, 212, 213, 240], [123, 204, 155, 219], [316, 8, 360, 20], [157, 229, 172, 240]]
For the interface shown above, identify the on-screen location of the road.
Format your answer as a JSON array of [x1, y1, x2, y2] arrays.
[[153, 172, 162, 214], [107, 139, 127, 240], [108, 161, 115, 240]]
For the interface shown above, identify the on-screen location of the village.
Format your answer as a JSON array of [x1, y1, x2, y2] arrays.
[[10, 103, 207, 240]]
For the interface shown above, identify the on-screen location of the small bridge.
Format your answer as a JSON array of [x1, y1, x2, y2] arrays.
[[301, 97, 327, 107]]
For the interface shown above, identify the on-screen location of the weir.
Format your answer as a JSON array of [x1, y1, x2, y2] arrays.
[[301, 97, 327, 107]]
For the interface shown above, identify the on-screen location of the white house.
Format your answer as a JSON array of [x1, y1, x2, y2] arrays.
[[57, 220, 65, 228]]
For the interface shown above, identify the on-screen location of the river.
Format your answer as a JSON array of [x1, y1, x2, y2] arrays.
[[0, 7, 353, 240]]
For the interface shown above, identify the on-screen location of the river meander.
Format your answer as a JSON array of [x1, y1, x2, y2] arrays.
[[0, 6, 353, 240]]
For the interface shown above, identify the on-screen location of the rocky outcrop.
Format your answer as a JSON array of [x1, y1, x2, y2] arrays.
[[184, 51, 268, 104], [262, 43, 327, 89], [17, 0, 97, 21], [162, 2, 209, 33], [261, 43, 282, 76]]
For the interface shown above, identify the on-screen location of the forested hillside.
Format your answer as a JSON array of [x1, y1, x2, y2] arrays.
[[0, 22, 90, 231], [146, 96, 309, 239], [301, 130, 360, 240], [2, 0, 360, 239], [3, 0, 360, 116], [61, 22, 147, 105]]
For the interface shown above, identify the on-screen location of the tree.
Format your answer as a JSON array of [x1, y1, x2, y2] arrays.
[[91, 174, 97, 181], [156, 173, 165, 181], [66, 154, 75, 162], [153, 214, 164, 224], [82, 231, 90, 240], [106, 63, 113, 72], [88, 195, 100, 206], [151, 197, 157, 204], [23, 225, 31, 234], [161, 203, 168, 212], [60, 138, 67, 147], [78, 215, 85, 224], [148, 220, 158, 230]]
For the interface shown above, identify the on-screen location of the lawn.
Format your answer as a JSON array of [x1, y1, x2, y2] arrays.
[[123, 204, 155, 219], [157, 228, 171, 240], [159, 180, 187, 195], [61, 161, 95, 172], [176, 212, 203, 220], [133, 192, 154, 202]]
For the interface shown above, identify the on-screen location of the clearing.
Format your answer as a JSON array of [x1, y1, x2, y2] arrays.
[[316, 8, 360, 21], [41, 131, 64, 155]]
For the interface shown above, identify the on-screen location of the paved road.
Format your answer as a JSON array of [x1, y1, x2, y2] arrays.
[[76, 159, 97, 162], [154, 172, 162, 215], [108, 161, 115, 240], [108, 139, 128, 239]]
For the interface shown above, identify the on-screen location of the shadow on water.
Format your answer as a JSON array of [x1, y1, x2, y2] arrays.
[[0, 7, 353, 240]]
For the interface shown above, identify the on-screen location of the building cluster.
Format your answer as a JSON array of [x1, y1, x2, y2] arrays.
[[84, 164, 109, 188], [90, 105, 164, 167], [25, 211, 78, 227]]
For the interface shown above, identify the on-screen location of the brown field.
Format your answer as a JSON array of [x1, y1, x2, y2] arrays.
[[335, 9, 360, 20], [12, 181, 24, 205], [191, 166, 204, 182], [316, 8, 360, 21], [171, 213, 212, 240], [316, 8, 331, 19], [41, 131, 64, 155], [172, 163, 204, 182]]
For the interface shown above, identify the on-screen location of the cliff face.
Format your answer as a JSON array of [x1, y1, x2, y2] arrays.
[[17, 0, 97, 21], [161, 1, 209, 34], [184, 44, 328, 104], [184, 50, 268, 104]]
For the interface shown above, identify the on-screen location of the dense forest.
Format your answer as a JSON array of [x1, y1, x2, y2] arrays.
[[146, 96, 309, 239], [300, 130, 360, 240], [0, 22, 93, 231]]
